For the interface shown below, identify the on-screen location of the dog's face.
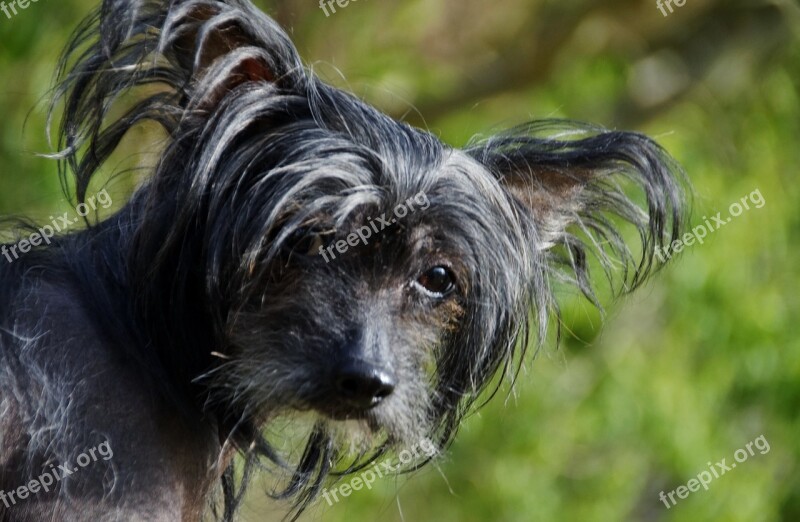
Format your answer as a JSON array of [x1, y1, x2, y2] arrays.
[[217, 146, 539, 450], [56, 0, 686, 510]]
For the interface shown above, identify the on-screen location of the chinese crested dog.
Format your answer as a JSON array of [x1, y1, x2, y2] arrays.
[[0, 0, 687, 520]]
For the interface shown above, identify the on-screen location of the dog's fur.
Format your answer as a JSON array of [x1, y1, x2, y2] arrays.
[[0, 0, 687, 520]]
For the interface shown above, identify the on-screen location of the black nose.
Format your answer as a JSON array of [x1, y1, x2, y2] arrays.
[[335, 362, 396, 410]]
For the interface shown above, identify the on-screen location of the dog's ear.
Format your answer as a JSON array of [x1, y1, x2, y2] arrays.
[[493, 163, 591, 251], [53, 0, 307, 203], [469, 122, 687, 293], [159, 1, 304, 107]]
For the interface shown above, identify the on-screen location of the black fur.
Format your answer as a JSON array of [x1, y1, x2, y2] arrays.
[[0, 1, 688, 520]]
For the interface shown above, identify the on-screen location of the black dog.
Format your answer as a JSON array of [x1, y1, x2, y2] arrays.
[[0, 0, 687, 520]]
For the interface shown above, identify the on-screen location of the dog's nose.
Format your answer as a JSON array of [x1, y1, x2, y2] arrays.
[[335, 362, 396, 410]]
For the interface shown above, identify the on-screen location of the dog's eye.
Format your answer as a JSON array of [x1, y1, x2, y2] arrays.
[[303, 234, 324, 256], [415, 266, 456, 297], [285, 228, 323, 257]]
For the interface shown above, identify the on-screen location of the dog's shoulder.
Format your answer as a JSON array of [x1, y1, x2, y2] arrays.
[[0, 274, 219, 520]]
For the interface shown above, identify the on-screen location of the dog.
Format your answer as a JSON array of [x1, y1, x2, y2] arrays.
[[0, 0, 688, 520]]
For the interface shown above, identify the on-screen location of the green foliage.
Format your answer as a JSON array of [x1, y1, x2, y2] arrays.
[[2, 1, 797, 520]]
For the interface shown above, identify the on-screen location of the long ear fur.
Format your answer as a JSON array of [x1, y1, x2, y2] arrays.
[[468, 120, 689, 307], [50, 0, 305, 204], [48, 1, 318, 520]]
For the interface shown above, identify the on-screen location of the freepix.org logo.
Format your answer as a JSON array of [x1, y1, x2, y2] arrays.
[[318, 191, 430, 263], [0, 0, 42, 21], [0, 441, 113, 509], [654, 188, 765, 262], [1, 189, 113, 264], [658, 434, 770, 509], [321, 437, 438, 506]]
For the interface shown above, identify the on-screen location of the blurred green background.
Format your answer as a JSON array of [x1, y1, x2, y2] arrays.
[[1, 0, 798, 521]]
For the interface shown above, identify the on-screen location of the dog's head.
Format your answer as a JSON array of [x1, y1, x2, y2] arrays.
[[55, 0, 687, 516]]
